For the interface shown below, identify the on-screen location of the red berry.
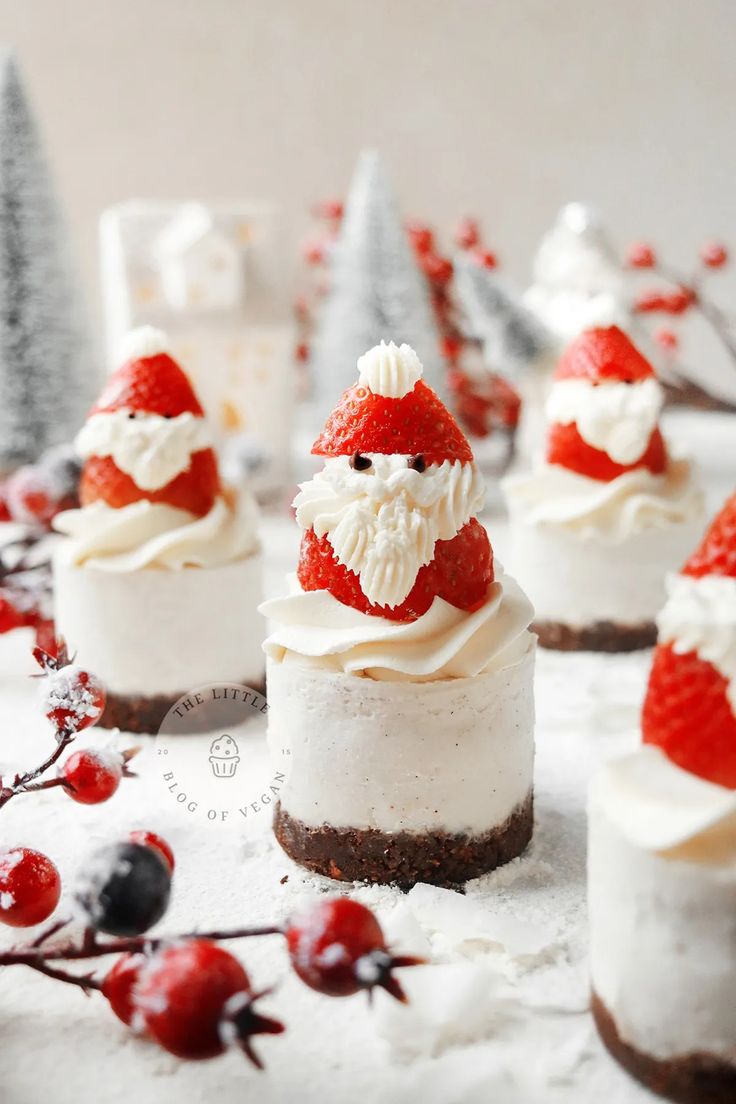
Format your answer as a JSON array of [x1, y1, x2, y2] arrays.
[[295, 341, 309, 363], [547, 422, 667, 482], [663, 286, 696, 315], [643, 643, 736, 788], [633, 288, 667, 313], [313, 197, 343, 221], [286, 898, 421, 1001], [40, 663, 106, 736], [683, 492, 736, 579], [0, 848, 61, 928], [654, 328, 679, 352], [472, 249, 498, 270], [0, 596, 26, 634], [298, 518, 493, 622], [136, 941, 283, 1064], [421, 253, 453, 285], [0, 484, 10, 521], [440, 334, 463, 362], [701, 241, 728, 268], [33, 618, 58, 656], [625, 241, 656, 268], [4, 466, 56, 527], [128, 831, 175, 873], [454, 217, 480, 250], [406, 221, 434, 255], [102, 952, 146, 1025], [301, 236, 327, 266], [59, 747, 124, 805]]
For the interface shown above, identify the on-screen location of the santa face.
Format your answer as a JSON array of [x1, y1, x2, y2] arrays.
[[75, 409, 211, 492], [546, 376, 663, 466], [295, 454, 485, 609]]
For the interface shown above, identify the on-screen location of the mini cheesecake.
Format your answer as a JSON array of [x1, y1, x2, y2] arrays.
[[262, 341, 536, 887], [504, 326, 703, 652], [53, 327, 263, 733], [588, 492, 736, 1102]]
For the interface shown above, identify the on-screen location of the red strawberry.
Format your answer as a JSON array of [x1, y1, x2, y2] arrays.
[[554, 326, 655, 384], [642, 643, 736, 788], [91, 353, 204, 419], [298, 517, 493, 622], [682, 492, 736, 579], [547, 422, 667, 482], [312, 381, 473, 466], [80, 450, 220, 516]]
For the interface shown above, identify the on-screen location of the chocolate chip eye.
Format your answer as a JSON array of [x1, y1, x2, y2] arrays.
[[408, 454, 426, 472], [127, 411, 136, 419], [350, 452, 372, 471]]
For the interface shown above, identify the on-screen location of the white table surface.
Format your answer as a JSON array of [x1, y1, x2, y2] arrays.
[[0, 409, 733, 1104]]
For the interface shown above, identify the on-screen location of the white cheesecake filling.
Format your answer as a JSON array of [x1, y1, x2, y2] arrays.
[[54, 493, 259, 571], [546, 377, 663, 465], [75, 410, 212, 491], [507, 515, 701, 626], [262, 568, 534, 682], [589, 749, 736, 1061], [503, 457, 702, 543], [657, 573, 736, 712], [53, 548, 264, 699], [267, 644, 535, 835]]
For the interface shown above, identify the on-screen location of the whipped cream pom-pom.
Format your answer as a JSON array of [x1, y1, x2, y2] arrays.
[[119, 326, 171, 363], [357, 341, 423, 398]]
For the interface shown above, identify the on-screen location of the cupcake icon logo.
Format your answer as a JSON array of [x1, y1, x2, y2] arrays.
[[209, 734, 240, 778]]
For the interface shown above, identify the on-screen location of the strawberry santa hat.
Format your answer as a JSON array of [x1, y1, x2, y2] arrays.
[[545, 325, 667, 482], [643, 491, 736, 787], [77, 327, 220, 517], [297, 341, 493, 622], [312, 340, 472, 465]]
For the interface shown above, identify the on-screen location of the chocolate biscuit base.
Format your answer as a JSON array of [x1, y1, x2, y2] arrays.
[[535, 619, 657, 653], [273, 791, 533, 889], [101, 677, 266, 735], [592, 992, 736, 1104]]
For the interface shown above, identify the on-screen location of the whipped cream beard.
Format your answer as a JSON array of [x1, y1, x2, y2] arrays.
[[295, 454, 486, 609], [75, 410, 212, 491], [657, 573, 736, 712], [546, 377, 663, 465]]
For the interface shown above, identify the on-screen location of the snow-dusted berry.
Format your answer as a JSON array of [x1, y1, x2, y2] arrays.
[[102, 952, 146, 1025], [128, 830, 175, 873], [285, 898, 421, 1001], [59, 747, 124, 805], [0, 847, 61, 928], [76, 841, 171, 936], [40, 663, 106, 736], [135, 940, 283, 1064]]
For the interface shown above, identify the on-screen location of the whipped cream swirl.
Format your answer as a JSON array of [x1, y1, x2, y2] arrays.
[[546, 377, 663, 465], [54, 493, 259, 571], [592, 745, 736, 862], [503, 457, 702, 543], [262, 568, 534, 682], [657, 573, 736, 711], [357, 341, 422, 398], [75, 410, 212, 491], [295, 455, 486, 609]]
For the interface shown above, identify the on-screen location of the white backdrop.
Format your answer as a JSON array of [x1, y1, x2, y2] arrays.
[[2, 0, 735, 314]]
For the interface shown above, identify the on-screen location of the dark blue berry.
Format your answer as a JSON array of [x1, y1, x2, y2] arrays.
[[76, 841, 171, 936]]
